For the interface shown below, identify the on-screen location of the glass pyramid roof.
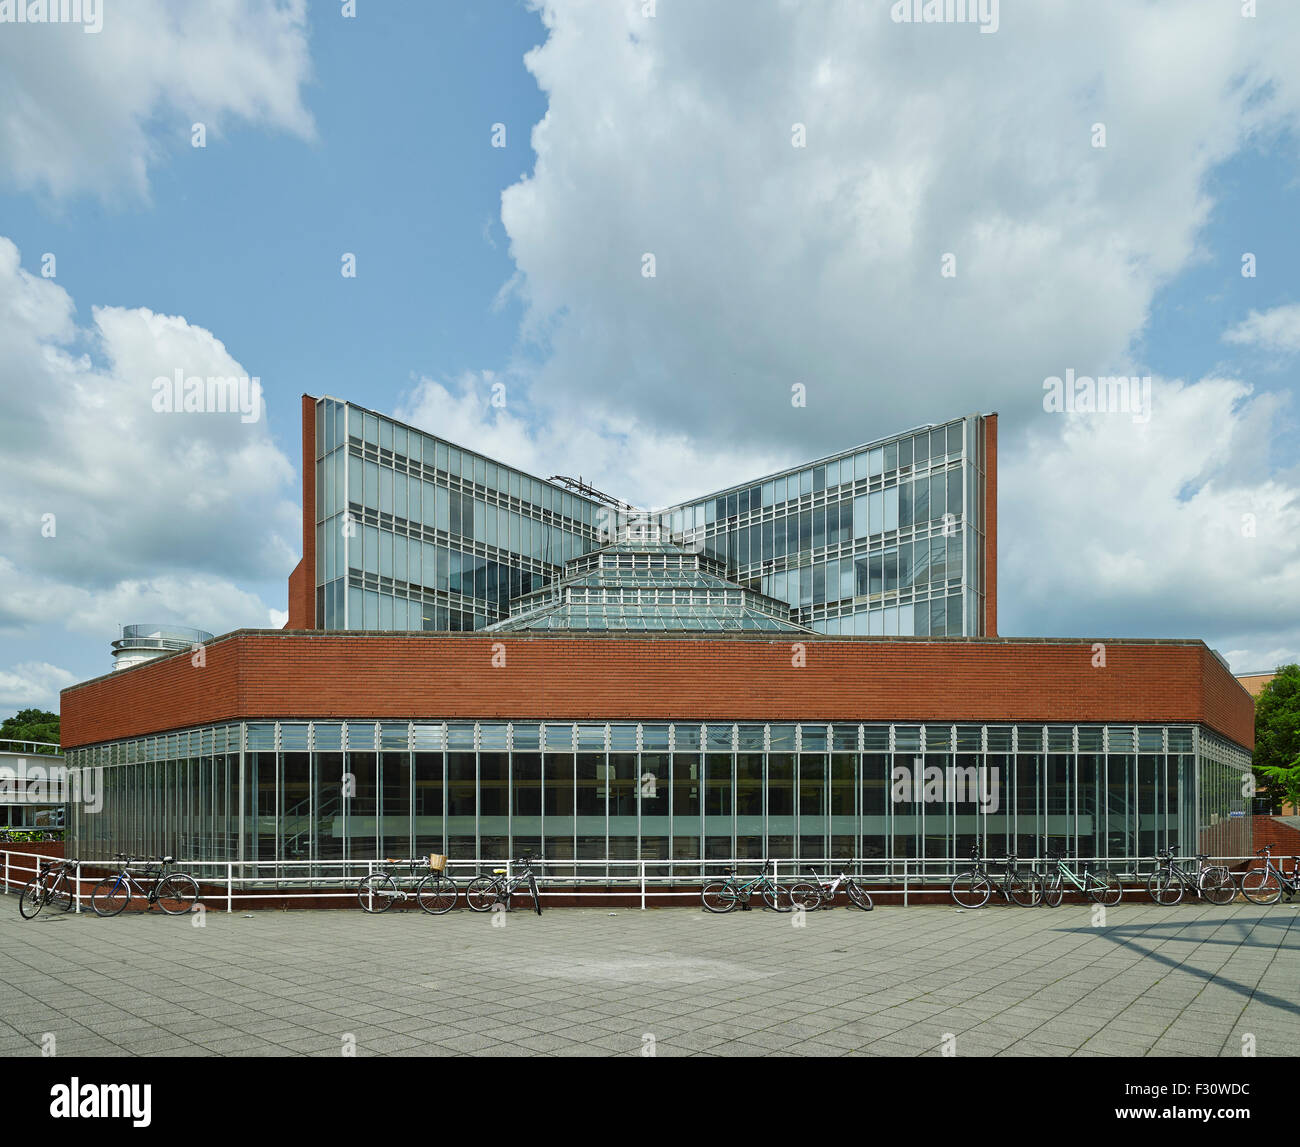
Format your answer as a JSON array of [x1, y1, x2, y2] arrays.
[[488, 523, 812, 634]]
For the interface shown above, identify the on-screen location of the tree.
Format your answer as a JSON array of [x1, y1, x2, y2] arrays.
[[1252, 665, 1300, 813], [0, 708, 60, 748]]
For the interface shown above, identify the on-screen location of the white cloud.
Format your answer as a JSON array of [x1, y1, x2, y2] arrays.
[[1224, 304, 1300, 355], [0, 236, 299, 646], [395, 370, 791, 509], [0, 661, 77, 709], [1000, 377, 1300, 669], [501, 1, 1300, 455], [487, 0, 1300, 669], [0, 0, 314, 200]]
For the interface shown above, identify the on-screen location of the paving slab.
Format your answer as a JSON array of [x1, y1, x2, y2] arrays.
[[1, 899, 1296, 1056]]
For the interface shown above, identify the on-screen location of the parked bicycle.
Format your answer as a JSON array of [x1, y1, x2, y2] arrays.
[[791, 863, 874, 911], [357, 855, 459, 914], [950, 846, 1041, 908], [1146, 848, 1235, 905], [91, 854, 199, 916], [1240, 843, 1299, 906], [465, 857, 542, 915], [701, 860, 795, 913], [18, 857, 79, 919], [1040, 849, 1122, 906]]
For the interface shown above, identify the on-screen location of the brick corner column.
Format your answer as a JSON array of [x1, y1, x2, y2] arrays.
[[983, 412, 998, 637], [292, 394, 317, 629]]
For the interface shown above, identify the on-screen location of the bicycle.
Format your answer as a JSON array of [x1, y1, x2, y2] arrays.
[[465, 857, 542, 915], [791, 863, 874, 911], [1040, 849, 1122, 907], [90, 854, 200, 916], [1240, 843, 1299, 906], [18, 857, 80, 919], [357, 855, 459, 914], [950, 846, 1041, 908], [1146, 848, 1235, 905], [701, 860, 795, 913]]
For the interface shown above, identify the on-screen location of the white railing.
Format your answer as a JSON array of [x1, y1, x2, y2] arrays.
[[2, 850, 1289, 913]]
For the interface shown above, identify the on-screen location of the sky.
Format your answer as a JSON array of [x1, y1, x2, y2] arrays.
[[0, 0, 1297, 712]]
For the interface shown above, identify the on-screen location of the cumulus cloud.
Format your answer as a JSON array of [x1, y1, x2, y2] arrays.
[[484, 0, 1300, 669], [0, 237, 299, 644], [1224, 304, 1300, 355], [501, 0, 1300, 453], [1001, 377, 1300, 664], [395, 370, 792, 509], [0, 0, 314, 200], [0, 661, 77, 709]]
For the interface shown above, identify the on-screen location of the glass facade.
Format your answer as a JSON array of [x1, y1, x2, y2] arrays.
[[312, 397, 991, 636], [66, 720, 1251, 873], [313, 397, 606, 632], [654, 415, 989, 636]]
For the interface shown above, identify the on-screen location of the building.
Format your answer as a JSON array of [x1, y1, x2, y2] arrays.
[[58, 396, 1254, 875], [0, 741, 67, 832], [1235, 671, 1275, 699]]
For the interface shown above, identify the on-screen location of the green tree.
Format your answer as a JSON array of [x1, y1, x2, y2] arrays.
[[0, 708, 60, 748], [1252, 665, 1300, 812]]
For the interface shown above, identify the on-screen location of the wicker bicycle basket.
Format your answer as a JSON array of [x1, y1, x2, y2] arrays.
[[428, 853, 448, 872]]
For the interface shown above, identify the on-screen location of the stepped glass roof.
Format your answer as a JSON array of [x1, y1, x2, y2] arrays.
[[487, 523, 812, 634]]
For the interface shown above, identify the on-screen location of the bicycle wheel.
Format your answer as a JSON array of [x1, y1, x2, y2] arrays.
[[1041, 875, 1064, 907], [156, 874, 199, 915], [465, 875, 501, 912], [762, 883, 795, 912], [1008, 872, 1040, 907], [357, 873, 397, 913], [18, 879, 46, 919], [1241, 867, 1282, 906], [950, 871, 992, 908], [845, 881, 874, 911], [789, 882, 823, 911], [91, 877, 130, 917], [1087, 868, 1122, 907], [529, 873, 542, 916], [416, 873, 458, 915], [1200, 868, 1236, 905], [701, 882, 738, 913], [1147, 869, 1183, 905]]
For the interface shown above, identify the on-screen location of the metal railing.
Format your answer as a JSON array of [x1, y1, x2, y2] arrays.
[[1, 851, 1287, 913], [0, 739, 61, 755]]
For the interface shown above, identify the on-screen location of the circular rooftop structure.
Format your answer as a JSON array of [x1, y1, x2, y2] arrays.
[[112, 623, 214, 671]]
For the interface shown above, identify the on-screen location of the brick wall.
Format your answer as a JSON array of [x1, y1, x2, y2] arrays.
[[60, 632, 1254, 751], [1250, 816, 1300, 858]]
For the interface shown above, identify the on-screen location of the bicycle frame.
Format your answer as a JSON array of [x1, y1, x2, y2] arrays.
[[104, 860, 168, 903], [723, 863, 780, 900], [1159, 854, 1223, 891], [1259, 855, 1299, 894]]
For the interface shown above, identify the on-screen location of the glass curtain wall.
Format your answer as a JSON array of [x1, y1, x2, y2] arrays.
[[67, 722, 1246, 874], [314, 397, 604, 633]]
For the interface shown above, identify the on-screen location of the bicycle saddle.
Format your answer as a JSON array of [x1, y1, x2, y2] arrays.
[[493, 868, 507, 874], [162, 856, 174, 864]]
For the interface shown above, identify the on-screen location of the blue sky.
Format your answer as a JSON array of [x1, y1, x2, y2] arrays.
[[0, 0, 1298, 709]]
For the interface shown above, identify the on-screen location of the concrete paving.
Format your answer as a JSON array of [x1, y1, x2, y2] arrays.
[[1, 898, 1297, 1056]]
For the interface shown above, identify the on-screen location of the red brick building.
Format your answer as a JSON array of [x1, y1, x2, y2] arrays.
[[59, 399, 1255, 874]]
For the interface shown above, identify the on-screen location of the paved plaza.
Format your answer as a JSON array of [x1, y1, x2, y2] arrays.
[[1, 899, 1297, 1057]]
